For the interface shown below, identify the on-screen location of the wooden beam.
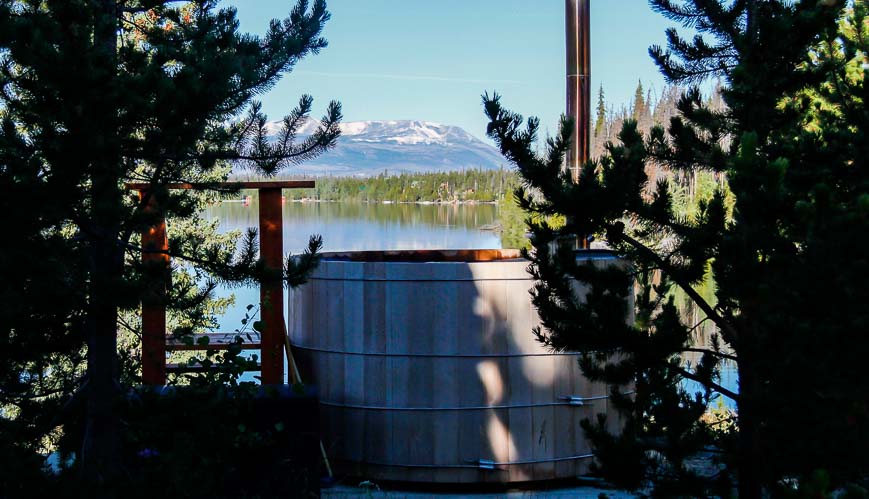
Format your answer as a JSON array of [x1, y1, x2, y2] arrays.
[[125, 181, 314, 190], [140, 193, 168, 385], [259, 187, 285, 384], [166, 362, 262, 374], [166, 333, 262, 352]]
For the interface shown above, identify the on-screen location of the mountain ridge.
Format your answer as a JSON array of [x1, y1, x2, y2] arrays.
[[251, 119, 506, 177]]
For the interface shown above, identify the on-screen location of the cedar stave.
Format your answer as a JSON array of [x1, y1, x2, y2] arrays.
[[288, 250, 622, 483]]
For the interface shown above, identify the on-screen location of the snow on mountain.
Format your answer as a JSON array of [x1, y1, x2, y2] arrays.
[[256, 120, 507, 177]]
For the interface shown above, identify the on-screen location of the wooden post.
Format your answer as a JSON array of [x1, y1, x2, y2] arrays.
[[259, 188, 285, 384], [140, 192, 168, 385]]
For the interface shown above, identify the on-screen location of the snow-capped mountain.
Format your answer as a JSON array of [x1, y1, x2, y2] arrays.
[[260, 120, 506, 177]]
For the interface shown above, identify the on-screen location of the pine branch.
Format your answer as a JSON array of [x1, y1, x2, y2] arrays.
[[681, 348, 737, 362], [121, 1, 190, 14], [612, 225, 739, 345], [672, 364, 738, 401]]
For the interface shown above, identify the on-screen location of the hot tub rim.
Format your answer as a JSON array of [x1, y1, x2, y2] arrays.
[[315, 248, 619, 263]]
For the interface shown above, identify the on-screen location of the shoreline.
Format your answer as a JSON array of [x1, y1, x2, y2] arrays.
[[228, 197, 500, 206]]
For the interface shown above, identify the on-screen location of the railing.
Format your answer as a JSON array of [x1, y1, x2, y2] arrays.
[[127, 181, 314, 385]]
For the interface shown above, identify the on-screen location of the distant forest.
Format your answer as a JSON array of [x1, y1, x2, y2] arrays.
[[275, 168, 515, 203]]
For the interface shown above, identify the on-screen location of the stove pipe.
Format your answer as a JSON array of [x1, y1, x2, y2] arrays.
[[566, 0, 590, 182]]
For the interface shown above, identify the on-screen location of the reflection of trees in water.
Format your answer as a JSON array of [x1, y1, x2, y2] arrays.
[[205, 198, 499, 232], [672, 274, 739, 400], [497, 192, 531, 250], [496, 192, 567, 251], [674, 273, 717, 343]]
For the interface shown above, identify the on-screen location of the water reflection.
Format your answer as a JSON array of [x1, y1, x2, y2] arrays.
[[205, 199, 501, 253], [677, 286, 739, 408], [205, 200, 502, 331]]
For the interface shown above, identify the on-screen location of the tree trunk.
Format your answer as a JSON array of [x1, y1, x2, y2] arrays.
[[82, 241, 122, 485], [737, 348, 764, 499], [737, 7, 765, 496], [81, 0, 122, 489]]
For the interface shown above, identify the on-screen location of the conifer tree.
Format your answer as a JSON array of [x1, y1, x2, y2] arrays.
[[594, 84, 607, 138], [0, 0, 341, 490], [632, 80, 654, 132], [484, 0, 867, 496], [631, 79, 646, 120], [592, 84, 609, 158]]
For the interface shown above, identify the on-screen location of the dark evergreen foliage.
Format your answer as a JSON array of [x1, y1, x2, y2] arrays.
[[485, 0, 869, 496], [0, 0, 339, 494]]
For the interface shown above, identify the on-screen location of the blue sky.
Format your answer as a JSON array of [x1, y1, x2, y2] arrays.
[[225, 1, 684, 142]]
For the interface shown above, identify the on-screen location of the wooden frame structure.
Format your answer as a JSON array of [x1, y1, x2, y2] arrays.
[[128, 181, 314, 385]]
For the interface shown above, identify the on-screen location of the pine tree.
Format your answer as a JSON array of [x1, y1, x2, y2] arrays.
[[484, 0, 867, 496], [631, 80, 654, 133], [631, 79, 646, 121], [0, 0, 340, 491], [594, 84, 607, 138], [591, 84, 608, 159]]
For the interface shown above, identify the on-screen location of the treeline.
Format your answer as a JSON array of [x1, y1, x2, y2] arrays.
[[592, 80, 726, 159], [280, 168, 516, 203], [592, 81, 730, 219]]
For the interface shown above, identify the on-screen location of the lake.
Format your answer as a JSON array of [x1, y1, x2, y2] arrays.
[[204, 200, 503, 329], [204, 199, 737, 403], [205, 200, 503, 255]]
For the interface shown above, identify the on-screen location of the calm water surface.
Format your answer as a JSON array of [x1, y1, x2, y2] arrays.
[[204, 200, 502, 329], [205, 200, 502, 254]]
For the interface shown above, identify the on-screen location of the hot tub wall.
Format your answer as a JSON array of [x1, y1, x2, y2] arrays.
[[288, 251, 627, 483]]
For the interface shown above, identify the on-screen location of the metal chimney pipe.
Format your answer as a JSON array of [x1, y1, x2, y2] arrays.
[[566, 0, 590, 183]]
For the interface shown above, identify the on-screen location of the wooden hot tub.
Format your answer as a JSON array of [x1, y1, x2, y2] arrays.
[[288, 249, 623, 483]]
